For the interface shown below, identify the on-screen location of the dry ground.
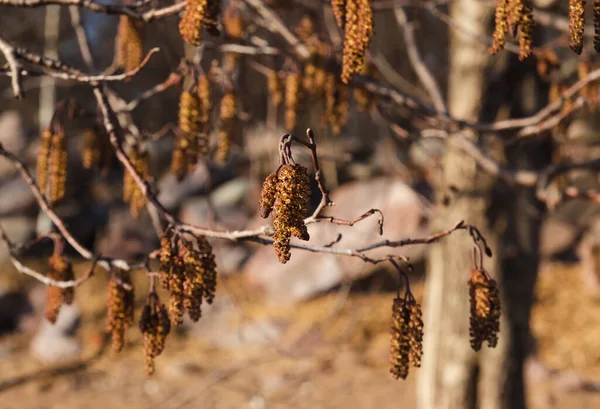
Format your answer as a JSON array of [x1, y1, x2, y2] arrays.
[[0, 261, 600, 409]]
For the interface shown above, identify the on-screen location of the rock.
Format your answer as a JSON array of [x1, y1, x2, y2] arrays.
[[211, 177, 252, 208], [243, 178, 428, 303], [96, 208, 157, 261], [0, 177, 36, 216], [179, 197, 250, 231], [539, 217, 578, 258], [30, 304, 82, 364], [0, 111, 26, 179]]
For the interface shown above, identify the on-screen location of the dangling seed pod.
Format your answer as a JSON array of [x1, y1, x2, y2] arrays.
[[518, 0, 534, 60], [173, 89, 202, 180], [123, 146, 149, 220], [82, 129, 101, 170], [48, 129, 68, 204], [468, 269, 501, 351], [216, 92, 237, 164], [490, 0, 509, 55], [44, 253, 75, 324], [285, 72, 301, 131], [331, 0, 347, 29], [594, 0, 600, 52], [37, 128, 53, 197], [267, 71, 283, 107], [271, 164, 311, 263], [116, 15, 144, 73], [569, 0, 586, 55], [389, 297, 410, 380], [106, 271, 135, 353], [341, 0, 373, 84], [140, 292, 171, 375], [325, 75, 350, 135], [159, 230, 218, 326], [179, 0, 220, 45], [259, 172, 278, 218], [406, 298, 424, 368]]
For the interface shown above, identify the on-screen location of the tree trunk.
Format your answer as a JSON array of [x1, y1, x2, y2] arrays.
[[418, 2, 551, 409], [417, 0, 501, 408]]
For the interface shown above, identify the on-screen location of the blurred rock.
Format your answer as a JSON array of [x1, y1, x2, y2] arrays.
[[243, 178, 428, 303], [180, 197, 251, 231], [0, 177, 36, 216], [185, 295, 287, 346], [0, 111, 25, 179], [540, 217, 578, 258], [211, 177, 252, 208], [96, 209, 156, 261], [30, 304, 82, 364]]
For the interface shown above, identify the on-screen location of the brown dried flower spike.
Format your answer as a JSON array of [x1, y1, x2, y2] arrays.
[[45, 253, 75, 324], [389, 294, 424, 380], [341, 0, 374, 84], [106, 271, 135, 353], [569, 0, 586, 55], [140, 292, 171, 375], [468, 269, 501, 351], [116, 15, 144, 73], [179, 0, 221, 46]]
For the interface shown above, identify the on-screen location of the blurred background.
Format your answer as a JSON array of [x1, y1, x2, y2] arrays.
[[2, 0, 600, 408]]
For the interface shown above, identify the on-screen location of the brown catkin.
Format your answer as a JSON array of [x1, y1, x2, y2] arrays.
[[179, 0, 220, 45], [518, 0, 534, 60], [406, 298, 424, 368], [268, 71, 283, 107], [271, 164, 311, 263], [82, 129, 100, 169], [468, 269, 501, 351], [223, 1, 244, 40], [389, 297, 410, 380], [331, 0, 347, 29], [285, 72, 301, 131], [341, 0, 373, 84], [106, 272, 135, 353], [173, 90, 202, 180], [259, 172, 278, 218], [49, 130, 67, 204], [569, 0, 586, 55], [124, 148, 149, 220], [116, 15, 143, 73], [594, 0, 600, 52], [490, 0, 509, 55], [140, 293, 171, 375], [507, 0, 522, 37], [44, 253, 75, 324], [37, 128, 52, 196], [216, 92, 237, 163]]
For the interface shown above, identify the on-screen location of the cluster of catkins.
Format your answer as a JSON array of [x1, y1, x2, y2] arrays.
[[389, 269, 502, 380], [468, 269, 501, 351], [331, 0, 374, 84], [159, 229, 217, 326], [490, 0, 534, 60], [44, 253, 75, 324], [122, 146, 149, 220], [37, 127, 68, 205], [259, 164, 312, 263], [179, 0, 220, 45], [116, 15, 143, 73], [172, 77, 216, 180], [389, 295, 424, 380]]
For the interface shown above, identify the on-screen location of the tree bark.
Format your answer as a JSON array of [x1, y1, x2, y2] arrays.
[[417, 1, 500, 409]]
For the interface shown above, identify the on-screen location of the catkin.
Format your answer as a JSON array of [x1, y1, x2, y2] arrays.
[[285, 72, 301, 131], [82, 129, 100, 170], [569, 0, 586, 55], [341, 0, 373, 84], [116, 15, 144, 73], [44, 253, 75, 324], [468, 269, 501, 351], [518, 0, 534, 60], [331, 0, 347, 29], [37, 128, 52, 197], [140, 293, 171, 375], [270, 164, 311, 263], [268, 71, 283, 107], [123, 147, 149, 220], [490, 0, 509, 55], [173, 90, 202, 180], [594, 0, 600, 52], [179, 0, 220, 46], [49, 130, 67, 204], [389, 296, 424, 380], [106, 271, 135, 353], [216, 92, 237, 164]]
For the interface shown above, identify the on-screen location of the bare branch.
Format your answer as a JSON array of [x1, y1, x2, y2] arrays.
[[0, 36, 23, 98]]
